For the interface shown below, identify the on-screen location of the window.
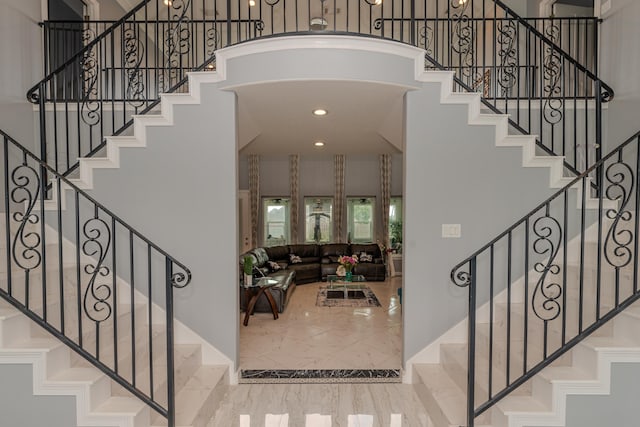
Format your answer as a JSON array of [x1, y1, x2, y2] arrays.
[[304, 197, 333, 243], [389, 197, 403, 250], [263, 198, 290, 247], [347, 197, 375, 243]]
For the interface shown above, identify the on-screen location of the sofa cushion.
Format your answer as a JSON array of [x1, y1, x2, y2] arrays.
[[351, 243, 381, 258], [251, 247, 270, 267], [319, 243, 350, 257], [289, 244, 319, 258], [265, 245, 289, 262], [289, 254, 302, 264]]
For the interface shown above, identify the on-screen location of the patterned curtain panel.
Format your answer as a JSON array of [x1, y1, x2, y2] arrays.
[[290, 154, 300, 244], [380, 154, 391, 248], [249, 154, 260, 248], [334, 155, 345, 243]]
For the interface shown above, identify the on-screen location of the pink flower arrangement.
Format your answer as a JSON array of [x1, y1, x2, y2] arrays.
[[338, 255, 358, 271]]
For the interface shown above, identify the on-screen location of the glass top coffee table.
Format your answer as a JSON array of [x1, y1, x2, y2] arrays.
[[325, 274, 367, 299]]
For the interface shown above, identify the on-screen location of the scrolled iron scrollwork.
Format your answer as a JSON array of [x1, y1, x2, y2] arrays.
[[419, 24, 434, 56], [80, 28, 100, 126], [450, 0, 474, 78], [10, 163, 42, 272], [254, 20, 265, 33], [171, 265, 192, 288], [163, 0, 192, 91], [206, 25, 219, 59], [604, 160, 635, 269], [543, 22, 563, 126], [264, 0, 280, 6], [373, 18, 383, 31], [451, 264, 472, 288], [82, 217, 112, 323], [532, 214, 563, 322], [497, 20, 518, 94], [123, 26, 146, 108]]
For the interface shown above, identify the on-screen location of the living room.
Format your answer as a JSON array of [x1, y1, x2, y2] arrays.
[[235, 80, 406, 380]]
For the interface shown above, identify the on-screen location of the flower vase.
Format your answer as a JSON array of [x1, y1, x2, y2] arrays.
[[345, 270, 353, 282]]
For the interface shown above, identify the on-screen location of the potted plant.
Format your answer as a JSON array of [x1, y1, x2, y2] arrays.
[[243, 255, 254, 286]]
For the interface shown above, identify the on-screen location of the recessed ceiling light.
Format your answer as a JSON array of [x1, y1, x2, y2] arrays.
[[249, 0, 256, 6], [164, 0, 172, 5], [312, 109, 328, 116], [314, 141, 325, 147]]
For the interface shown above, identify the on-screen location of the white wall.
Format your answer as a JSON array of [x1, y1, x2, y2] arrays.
[[529, 362, 640, 427], [0, 364, 111, 427], [599, 0, 640, 151], [0, 0, 43, 149]]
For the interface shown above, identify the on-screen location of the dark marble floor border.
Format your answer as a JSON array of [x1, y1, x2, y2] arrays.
[[239, 369, 402, 384]]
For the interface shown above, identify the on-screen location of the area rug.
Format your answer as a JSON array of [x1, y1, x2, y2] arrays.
[[316, 285, 381, 308]]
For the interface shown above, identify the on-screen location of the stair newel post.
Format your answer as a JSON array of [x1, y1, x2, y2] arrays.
[[595, 79, 603, 195], [165, 258, 176, 427], [467, 257, 477, 427], [38, 81, 48, 196]]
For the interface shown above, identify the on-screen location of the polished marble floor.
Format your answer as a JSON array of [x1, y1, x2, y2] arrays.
[[208, 383, 432, 427], [240, 277, 402, 371]]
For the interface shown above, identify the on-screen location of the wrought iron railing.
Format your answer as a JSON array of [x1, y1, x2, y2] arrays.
[[28, 0, 611, 179], [0, 128, 191, 427], [451, 130, 640, 427]]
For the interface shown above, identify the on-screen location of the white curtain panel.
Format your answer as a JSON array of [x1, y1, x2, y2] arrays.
[[334, 154, 345, 243], [380, 154, 391, 248], [290, 154, 300, 244], [249, 154, 260, 248]]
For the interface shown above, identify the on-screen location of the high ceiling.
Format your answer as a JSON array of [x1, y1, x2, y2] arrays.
[[235, 80, 407, 156]]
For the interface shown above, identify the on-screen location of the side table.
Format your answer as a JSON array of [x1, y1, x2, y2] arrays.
[[243, 277, 280, 326]]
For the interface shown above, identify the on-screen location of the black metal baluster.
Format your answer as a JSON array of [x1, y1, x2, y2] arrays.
[[579, 176, 586, 333], [488, 244, 494, 399], [112, 217, 118, 374], [523, 219, 529, 374], [39, 156, 47, 321], [148, 245, 154, 401], [57, 177, 64, 334], [506, 231, 511, 386], [130, 231, 136, 387], [165, 258, 176, 427], [75, 191, 83, 347], [562, 190, 568, 344], [3, 138, 11, 296], [467, 257, 477, 427]]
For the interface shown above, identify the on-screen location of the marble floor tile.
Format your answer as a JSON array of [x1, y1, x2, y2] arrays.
[[208, 383, 431, 427], [240, 278, 403, 372]]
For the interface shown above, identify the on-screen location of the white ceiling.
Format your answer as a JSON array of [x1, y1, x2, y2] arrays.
[[235, 80, 408, 156]]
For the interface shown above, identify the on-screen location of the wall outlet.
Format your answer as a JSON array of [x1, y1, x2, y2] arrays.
[[442, 224, 461, 238]]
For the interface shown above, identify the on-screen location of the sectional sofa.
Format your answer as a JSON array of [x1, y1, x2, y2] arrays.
[[239, 242, 386, 313]]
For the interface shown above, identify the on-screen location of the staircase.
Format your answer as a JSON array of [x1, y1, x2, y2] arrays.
[[3, 0, 631, 425], [411, 130, 640, 426]]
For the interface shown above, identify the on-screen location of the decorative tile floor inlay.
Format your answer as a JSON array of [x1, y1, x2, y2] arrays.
[[240, 369, 402, 384]]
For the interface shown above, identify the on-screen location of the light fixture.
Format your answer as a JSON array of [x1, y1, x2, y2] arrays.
[[249, 0, 256, 6], [314, 141, 325, 147], [163, 0, 172, 5], [312, 108, 328, 116], [310, 17, 328, 30]]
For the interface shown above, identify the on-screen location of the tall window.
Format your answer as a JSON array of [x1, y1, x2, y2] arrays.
[[389, 197, 403, 250], [347, 197, 375, 243], [304, 197, 333, 243], [263, 198, 290, 247]]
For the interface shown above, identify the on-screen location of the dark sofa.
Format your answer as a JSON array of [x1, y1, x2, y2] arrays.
[[239, 242, 386, 313]]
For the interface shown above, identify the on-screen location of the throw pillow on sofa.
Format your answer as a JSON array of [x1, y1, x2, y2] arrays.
[[289, 254, 302, 264], [359, 252, 373, 262], [268, 261, 282, 272]]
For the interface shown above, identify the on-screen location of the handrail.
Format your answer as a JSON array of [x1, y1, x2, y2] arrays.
[[27, 0, 153, 102], [450, 129, 640, 426], [490, 0, 613, 100], [1, 128, 191, 426]]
